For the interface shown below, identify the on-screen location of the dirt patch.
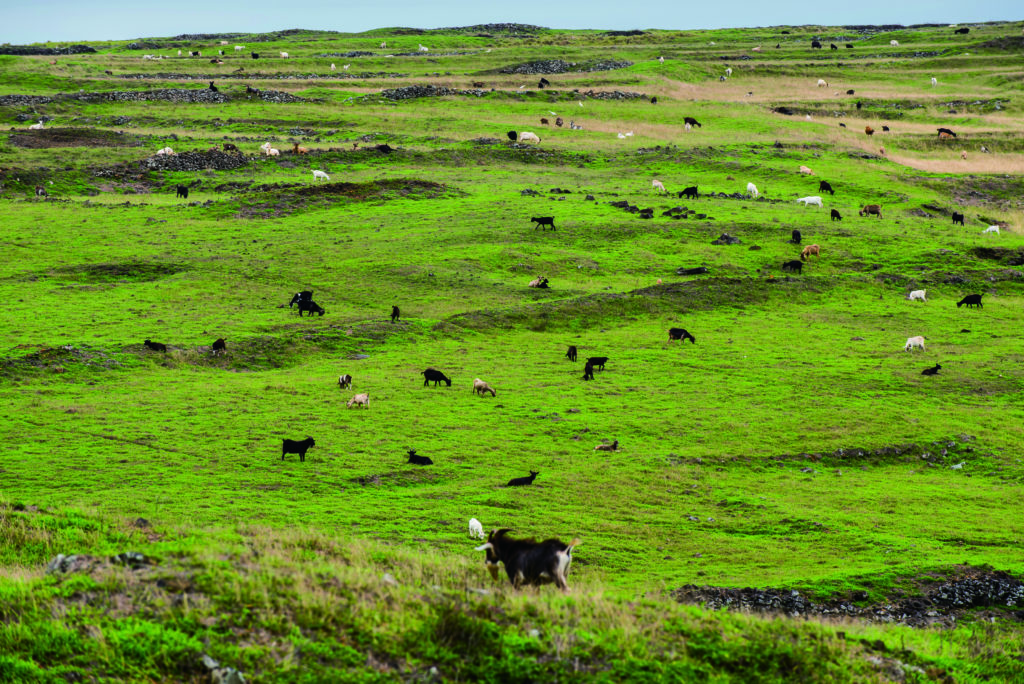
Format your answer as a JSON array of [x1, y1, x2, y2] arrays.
[[9, 128, 143, 149], [0, 344, 121, 379], [237, 179, 458, 218], [977, 36, 1024, 51], [673, 566, 1024, 628], [923, 176, 1024, 206], [971, 247, 1024, 265], [53, 261, 188, 283]]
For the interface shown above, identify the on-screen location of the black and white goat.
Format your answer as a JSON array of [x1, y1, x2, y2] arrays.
[[475, 528, 580, 590]]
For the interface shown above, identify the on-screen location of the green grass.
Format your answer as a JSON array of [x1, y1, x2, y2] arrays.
[[0, 20, 1023, 682]]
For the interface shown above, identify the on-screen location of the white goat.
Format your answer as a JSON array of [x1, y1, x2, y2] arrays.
[[155, 146, 174, 156], [658, 56, 665, 63], [904, 336, 926, 352], [747, 182, 759, 198], [983, 225, 1000, 235], [908, 290, 927, 302], [890, 40, 899, 46], [473, 378, 496, 397], [346, 392, 369, 408], [518, 132, 540, 143], [468, 518, 485, 540], [799, 165, 814, 175], [235, 46, 244, 51], [418, 44, 429, 52], [931, 77, 938, 86], [652, 179, 666, 193], [380, 41, 387, 49], [725, 67, 732, 76], [684, 122, 692, 131], [330, 63, 336, 70], [312, 170, 330, 181], [280, 52, 289, 58], [797, 196, 823, 208], [28, 121, 45, 130], [817, 79, 828, 87], [266, 148, 280, 157]]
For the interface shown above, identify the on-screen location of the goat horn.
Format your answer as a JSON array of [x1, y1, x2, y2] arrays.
[[474, 543, 493, 552]]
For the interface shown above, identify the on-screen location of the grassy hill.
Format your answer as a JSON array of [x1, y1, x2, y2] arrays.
[[1, 20, 1023, 682]]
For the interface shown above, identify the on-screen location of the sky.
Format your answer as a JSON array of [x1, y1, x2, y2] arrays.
[[0, 0, 1018, 44]]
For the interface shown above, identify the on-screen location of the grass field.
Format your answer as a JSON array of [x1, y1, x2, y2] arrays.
[[1, 20, 1024, 682]]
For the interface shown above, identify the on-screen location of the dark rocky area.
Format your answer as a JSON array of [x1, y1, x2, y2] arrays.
[[139, 150, 250, 172], [499, 59, 633, 75], [0, 44, 95, 55], [379, 85, 490, 100]]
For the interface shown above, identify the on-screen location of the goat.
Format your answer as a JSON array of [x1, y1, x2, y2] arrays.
[[790, 229, 802, 244], [816, 79, 828, 88], [747, 182, 759, 198], [208, 81, 218, 92], [555, 117, 563, 127], [468, 518, 485, 540], [982, 225, 1000, 235], [680, 186, 698, 199], [890, 40, 899, 46], [251, 52, 260, 59], [931, 77, 938, 87], [418, 44, 429, 52], [937, 127, 957, 138], [176, 185, 189, 199], [289, 291, 313, 308], [582, 363, 595, 381], [846, 43, 854, 48], [223, 143, 239, 153], [956, 294, 983, 309], [818, 180, 834, 195], [904, 336, 925, 352], [506, 131, 517, 141], [282, 437, 315, 462], [800, 165, 814, 175], [961, 150, 968, 160], [518, 132, 540, 143], [475, 528, 578, 591], [952, 212, 965, 226], [782, 260, 803, 274], [668, 328, 696, 343], [865, 126, 875, 136], [473, 378, 497, 397], [347, 392, 370, 408], [280, 52, 289, 58], [143, 339, 167, 352], [528, 277, 550, 289], [859, 204, 882, 218], [586, 356, 608, 371], [595, 440, 619, 452], [338, 374, 353, 390], [422, 368, 452, 387], [922, 364, 942, 376], [725, 67, 732, 76], [155, 146, 175, 155], [312, 170, 330, 181], [830, 43, 838, 50], [540, 118, 549, 125], [293, 143, 309, 155], [798, 196, 823, 208], [954, 27, 970, 34], [908, 290, 927, 302], [391, 305, 400, 323], [34, 185, 47, 197], [297, 300, 325, 316], [811, 40, 822, 49], [211, 338, 227, 355], [846, 89, 855, 95], [235, 45, 244, 51], [267, 148, 280, 157], [683, 117, 701, 128], [530, 216, 556, 231], [28, 121, 45, 130], [652, 179, 667, 193], [831, 209, 842, 222], [800, 244, 821, 261], [506, 471, 539, 487], [565, 345, 578, 362]]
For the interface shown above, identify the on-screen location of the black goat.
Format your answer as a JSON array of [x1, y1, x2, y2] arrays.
[[952, 212, 965, 226], [35, 185, 48, 197], [530, 216, 556, 230], [811, 40, 822, 49], [586, 356, 608, 371], [422, 368, 452, 387], [565, 345, 577, 362], [937, 127, 957, 138], [839, 123, 847, 128], [582, 363, 595, 381], [679, 186, 698, 199], [830, 43, 838, 50], [845, 43, 854, 48], [391, 305, 400, 323], [211, 338, 226, 355], [506, 471, 539, 487], [831, 209, 842, 222], [143, 339, 167, 352], [683, 117, 701, 128], [957, 294, 983, 309], [846, 89, 855, 95], [506, 130, 517, 141], [176, 185, 189, 199], [882, 125, 890, 132], [475, 528, 579, 590], [407, 449, 433, 465], [297, 300, 325, 316], [790, 229, 802, 244], [922, 364, 942, 376], [650, 97, 658, 104], [954, 27, 970, 34], [208, 81, 218, 92], [668, 328, 696, 343], [818, 180, 834, 195], [782, 260, 803, 274], [282, 437, 315, 462], [251, 52, 260, 59], [289, 291, 313, 308]]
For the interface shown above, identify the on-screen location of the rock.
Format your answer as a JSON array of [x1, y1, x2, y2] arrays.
[[499, 59, 633, 75], [0, 44, 95, 56], [521, 188, 540, 196], [202, 654, 247, 684], [585, 194, 595, 200], [382, 573, 398, 586], [676, 267, 709, 276], [711, 233, 741, 245], [46, 554, 96, 574], [140, 149, 249, 172], [110, 551, 153, 569]]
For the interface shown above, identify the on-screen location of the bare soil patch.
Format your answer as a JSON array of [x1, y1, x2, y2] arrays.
[[9, 128, 143, 149]]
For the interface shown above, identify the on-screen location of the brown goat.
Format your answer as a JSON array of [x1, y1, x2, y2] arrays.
[[800, 244, 821, 261], [293, 143, 309, 155], [865, 126, 875, 136], [859, 204, 883, 218]]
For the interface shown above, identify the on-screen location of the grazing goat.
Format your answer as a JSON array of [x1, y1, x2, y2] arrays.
[[782, 260, 803, 274], [982, 225, 1000, 235], [211, 338, 226, 355], [908, 290, 927, 302], [831, 209, 842, 221], [859, 204, 882, 218], [475, 528, 578, 590], [865, 126, 875, 136], [904, 336, 925, 352], [683, 117, 701, 128], [846, 43, 854, 48], [811, 40, 822, 49], [931, 77, 938, 87], [473, 378, 497, 397], [347, 393, 370, 408], [35, 185, 47, 197], [816, 79, 828, 88], [797, 196, 823, 208], [143, 339, 167, 352], [882, 125, 890, 132], [282, 437, 315, 462], [890, 40, 899, 46], [961, 150, 967, 160], [652, 179, 667, 193], [251, 52, 259, 59], [223, 143, 239, 153], [680, 186, 698, 199], [312, 170, 330, 181], [799, 165, 814, 175], [391, 305, 400, 323], [954, 27, 970, 34], [422, 368, 452, 387], [338, 374, 353, 390], [595, 440, 619, 452], [668, 328, 696, 343], [506, 130, 517, 141], [582, 363, 595, 381], [922, 364, 941, 376], [555, 117, 563, 127], [529, 277, 550, 289], [530, 216, 556, 230], [790, 229, 802, 244], [818, 181, 834, 195], [937, 127, 957, 138], [235, 45, 244, 51], [176, 185, 189, 199], [289, 291, 313, 308], [952, 212, 965, 226], [801, 244, 821, 261], [540, 118, 549, 125], [586, 356, 608, 371], [506, 471, 539, 487], [468, 518, 485, 540], [280, 52, 289, 58], [747, 182, 759, 198], [565, 345, 577, 362], [518, 132, 541, 144], [830, 43, 838, 50], [297, 300, 325, 316], [956, 294, 983, 309]]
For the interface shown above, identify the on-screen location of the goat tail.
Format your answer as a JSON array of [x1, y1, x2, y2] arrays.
[[567, 538, 581, 552]]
